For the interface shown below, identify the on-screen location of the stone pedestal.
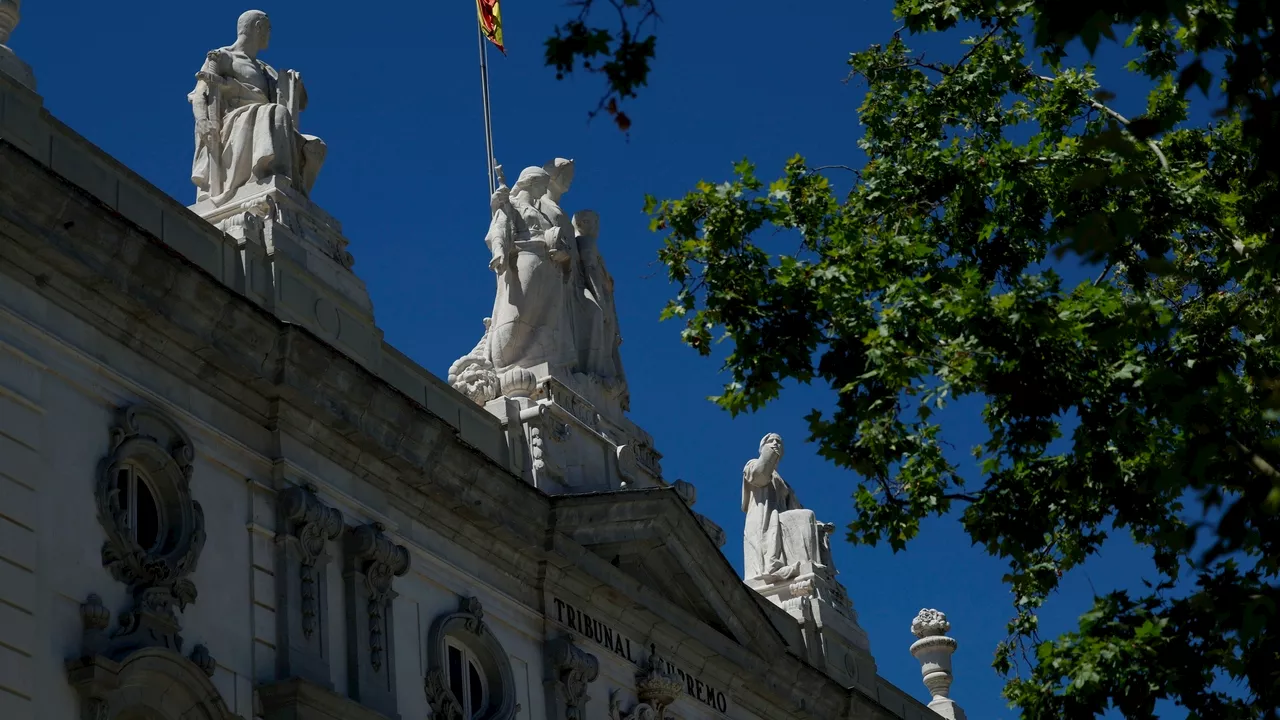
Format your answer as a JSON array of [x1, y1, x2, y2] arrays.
[[191, 178, 383, 372], [482, 370, 663, 493], [749, 569, 877, 691]]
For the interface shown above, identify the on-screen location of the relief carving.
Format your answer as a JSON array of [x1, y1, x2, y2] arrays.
[[95, 405, 206, 651], [348, 523, 409, 672], [546, 636, 599, 720], [277, 484, 343, 638]]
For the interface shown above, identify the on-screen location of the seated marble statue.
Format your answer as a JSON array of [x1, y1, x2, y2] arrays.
[[188, 10, 326, 207], [742, 433, 836, 583]]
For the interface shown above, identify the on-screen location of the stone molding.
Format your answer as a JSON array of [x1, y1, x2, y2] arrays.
[[275, 483, 344, 687], [343, 522, 409, 718], [257, 677, 392, 720], [425, 596, 518, 720], [544, 635, 599, 720]]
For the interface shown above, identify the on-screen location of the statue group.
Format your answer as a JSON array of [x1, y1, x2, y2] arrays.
[[183, 11, 839, 591], [448, 159, 629, 414], [185, 10, 628, 417]]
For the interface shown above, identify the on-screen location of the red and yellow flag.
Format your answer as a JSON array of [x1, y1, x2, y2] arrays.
[[476, 0, 504, 54]]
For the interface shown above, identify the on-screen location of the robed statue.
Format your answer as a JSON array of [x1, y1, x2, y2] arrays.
[[449, 159, 630, 413], [188, 10, 326, 206], [742, 433, 836, 583]]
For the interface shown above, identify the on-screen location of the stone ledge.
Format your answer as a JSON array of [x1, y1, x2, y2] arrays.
[[0, 139, 547, 564], [258, 677, 391, 720]]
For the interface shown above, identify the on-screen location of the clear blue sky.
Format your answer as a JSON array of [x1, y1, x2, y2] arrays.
[[16, 1, 1178, 717]]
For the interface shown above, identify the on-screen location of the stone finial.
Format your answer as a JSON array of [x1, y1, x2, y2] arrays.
[[0, 0, 34, 91], [911, 608, 951, 638], [909, 609, 966, 720]]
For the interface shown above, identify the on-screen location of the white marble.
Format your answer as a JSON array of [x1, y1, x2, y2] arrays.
[[0, 0, 34, 91], [188, 10, 326, 208], [741, 433, 834, 583], [450, 158, 630, 415], [910, 609, 967, 720]]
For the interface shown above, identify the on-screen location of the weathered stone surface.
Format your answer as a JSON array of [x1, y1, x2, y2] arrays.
[[0, 83, 948, 720]]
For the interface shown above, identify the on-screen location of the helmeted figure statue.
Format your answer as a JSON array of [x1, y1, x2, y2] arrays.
[[484, 162, 577, 374], [188, 10, 326, 207], [741, 433, 835, 582], [450, 158, 630, 415]]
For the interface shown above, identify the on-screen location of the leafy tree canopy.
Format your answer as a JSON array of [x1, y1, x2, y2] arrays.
[[620, 0, 1280, 717]]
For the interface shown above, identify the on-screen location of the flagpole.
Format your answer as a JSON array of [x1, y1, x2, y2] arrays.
[[477, 21, 497, 197]]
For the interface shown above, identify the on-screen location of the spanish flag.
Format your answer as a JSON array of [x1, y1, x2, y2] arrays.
[[476, 0, 504, 54]]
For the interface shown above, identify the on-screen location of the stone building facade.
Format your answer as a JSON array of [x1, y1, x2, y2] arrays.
[[0, 14, 960, 720]]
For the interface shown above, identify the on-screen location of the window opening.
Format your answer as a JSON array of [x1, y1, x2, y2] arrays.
[[446, 638, 489, 719], [115, 464, 164, 552]]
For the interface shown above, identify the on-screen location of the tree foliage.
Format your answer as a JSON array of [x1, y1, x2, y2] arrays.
[[644, 0, 1280, 717], [543, 0, 659, 131]]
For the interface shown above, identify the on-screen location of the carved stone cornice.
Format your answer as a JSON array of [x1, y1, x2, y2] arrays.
[[347, 523, 408, 673]]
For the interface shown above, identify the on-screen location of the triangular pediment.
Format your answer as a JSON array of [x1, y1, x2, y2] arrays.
[[549, 488, 789, 660]]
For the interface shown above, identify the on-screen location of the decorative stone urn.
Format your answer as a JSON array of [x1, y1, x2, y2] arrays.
[[909, 609, 967, 720]]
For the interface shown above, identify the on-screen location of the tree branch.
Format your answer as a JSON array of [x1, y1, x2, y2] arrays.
[[1036, 75, 1170, 171]]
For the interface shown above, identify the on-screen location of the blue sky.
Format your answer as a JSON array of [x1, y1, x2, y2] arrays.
[[15, 1, 1188, 716]]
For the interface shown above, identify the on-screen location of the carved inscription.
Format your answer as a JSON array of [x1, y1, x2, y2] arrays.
[[550, 597, 729, 713]]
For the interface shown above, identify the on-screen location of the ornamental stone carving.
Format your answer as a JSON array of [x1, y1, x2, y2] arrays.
[[95, 405, 206, 651], [278, 484, 343, 638], [545, 636, 599, 720], [909, 609, 967, 720], [343, 522, 409, 717], [607, 645, 683, 720], [911, 608, 951, 638], [68, 594, 235, 720], [276, 484, 344, 688], [426, 596, 519, 720]]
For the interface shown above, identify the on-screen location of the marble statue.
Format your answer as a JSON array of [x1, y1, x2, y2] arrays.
[[486, 162, 576, 373], [572, 209, 628, 405], [188, 10, 326, 207], [741, 433, 835, 582], [450, 158, 630, 413]]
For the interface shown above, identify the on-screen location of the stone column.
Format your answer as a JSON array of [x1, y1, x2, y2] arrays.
[[344, 522, 409, 718], [0, 0, 33, 91], [910, 609, 967, 720]]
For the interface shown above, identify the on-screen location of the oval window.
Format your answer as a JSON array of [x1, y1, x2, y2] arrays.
[[114, 464, 166, 553]]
